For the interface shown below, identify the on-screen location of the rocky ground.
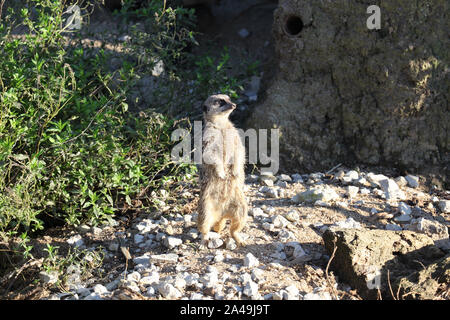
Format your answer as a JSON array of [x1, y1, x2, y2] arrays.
[[6, 167, 448, 300]]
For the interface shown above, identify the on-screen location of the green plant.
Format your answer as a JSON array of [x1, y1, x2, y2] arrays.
[[41, 244, 105, 287], [192, 47, 244, 100], [0, 0, 195, 242]]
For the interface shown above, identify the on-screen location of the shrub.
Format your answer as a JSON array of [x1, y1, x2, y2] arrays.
[[0, 0, 195, 240]]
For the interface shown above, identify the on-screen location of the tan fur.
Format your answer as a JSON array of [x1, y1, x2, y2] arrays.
[[197, 94, 248, 246]]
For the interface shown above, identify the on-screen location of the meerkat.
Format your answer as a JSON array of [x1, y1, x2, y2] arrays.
[[197, 94, 248, 246]]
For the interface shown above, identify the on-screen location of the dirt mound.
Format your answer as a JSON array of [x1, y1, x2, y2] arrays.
[[247, 0, 449, 176]]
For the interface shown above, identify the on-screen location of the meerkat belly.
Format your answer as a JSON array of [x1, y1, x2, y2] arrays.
[[201, 166, 236, 201]]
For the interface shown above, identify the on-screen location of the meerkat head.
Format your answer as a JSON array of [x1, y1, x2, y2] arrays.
[[202, 94, 236, 122]]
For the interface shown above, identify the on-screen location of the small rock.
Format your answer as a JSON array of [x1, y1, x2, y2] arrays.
[[77, 224, 91, 234], [277, 229, 297, 242], [263, 293, 274, 300], [92, 284, 109, 295], [366, 173, 389, 187], [67, 234, 84, 247], [184, 273, 199, 286], [438, 200, 450, 213], [150, 253, 178, 264], [39, 270, 59, 285], [91, 226, 102, 236], [140, 271, 160, 286], [292, 187, 339, 203], [284, 285, 300, 300], [356, 177, 369, 187], [246, 174, 259, 183], [272, 215, 289, 228], [332, 217, 361, 229], [346, 186, 359, 198], [385, 224, 402, 231], [373, 188, 385, 198], [394, 176, 408, 187], [183, 214, 192, 223], [314, 200, 329, 207], [260, 178, 274, 187], [200, 270, 219, 288], [250, 207, 264, 217], [251, 269, 265, 283], [133, 254, 151, 266], [260, 171, 277, 181], [225, 238, 237, 250], [342, 170, 359, 183], [291, 174, 303, 183], [146, 286, 156, 296], [275, 180, 288, 188], [158, 283, 182, 299], [174, 277, 187, 291], [244, 253, 259, 268], [159, 216, 169, 225], [208, 238, 224, 249], [190, 293, 205, 300], [126, 271, 141, 283], [214, 252, 224, 263], [118, 35, 131, 42], [284, 210, 300, 222], [379, 178, 406, 201], [284, 242, 307, 260], [76, 287, 91, 297], [134, 234, 145, 244], [163, 236, 183, 249], [272, 291, 284, 300], [262, 222, 276, 232], [405, 175, 419, 188], [238, 28, 250, 38], [279, 174, 292, 182], [243, 280, 259, 298], [108, 241, 119, 252], [398, 202, 412, 215], [394, 214, 412, 223], [84, 293, 103, 300], [360, 188, 371, 195], [259, 186, 278, 198], [303, 291, 332, 300], [408, 218, 449, 240], [188, 229, 199, 239]]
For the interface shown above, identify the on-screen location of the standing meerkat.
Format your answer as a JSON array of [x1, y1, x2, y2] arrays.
[[197, 94, 248, 246]]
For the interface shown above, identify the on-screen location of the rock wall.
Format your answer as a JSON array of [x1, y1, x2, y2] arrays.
[[247, 0, 449, 174]]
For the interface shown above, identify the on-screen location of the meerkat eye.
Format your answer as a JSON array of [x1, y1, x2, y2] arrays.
[[218, 99, 227, 106]]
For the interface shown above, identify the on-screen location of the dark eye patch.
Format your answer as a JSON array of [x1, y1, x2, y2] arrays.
[[218, 99, 227, 106]]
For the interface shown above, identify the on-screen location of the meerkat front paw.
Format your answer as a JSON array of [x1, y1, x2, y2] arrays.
[[231, 166, 240, 177], [216, 167, 226, 179]]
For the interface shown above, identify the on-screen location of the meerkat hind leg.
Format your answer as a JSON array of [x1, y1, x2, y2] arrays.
[[230, 218, 246, 246], [198, 199, 221, 246], [229, 206, 247, 246], [212, 217, 227, 234]]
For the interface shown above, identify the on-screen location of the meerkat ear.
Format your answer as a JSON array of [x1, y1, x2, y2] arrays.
[[202, 104, 208, 113]]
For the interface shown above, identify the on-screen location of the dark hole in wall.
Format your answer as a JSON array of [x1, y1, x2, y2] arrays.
[[284, 15, 304, 36]]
